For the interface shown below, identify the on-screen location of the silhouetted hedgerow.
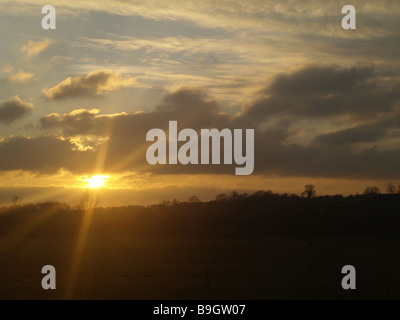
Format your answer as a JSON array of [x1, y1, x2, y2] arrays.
[[0, 192, 400, 239]]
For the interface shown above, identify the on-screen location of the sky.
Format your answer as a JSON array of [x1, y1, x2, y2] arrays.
[[1, 0, 400, 206]]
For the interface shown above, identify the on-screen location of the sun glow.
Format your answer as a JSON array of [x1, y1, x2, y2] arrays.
[[85, 175, 108, 188]]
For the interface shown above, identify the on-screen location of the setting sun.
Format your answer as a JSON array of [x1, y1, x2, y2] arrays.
[[86, 175, 108, 188]]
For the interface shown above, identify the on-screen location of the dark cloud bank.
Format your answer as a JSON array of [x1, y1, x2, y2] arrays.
[[2, 64, 400, 179]]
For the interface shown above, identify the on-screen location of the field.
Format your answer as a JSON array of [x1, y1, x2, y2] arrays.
[[1, 193, 400, 300]]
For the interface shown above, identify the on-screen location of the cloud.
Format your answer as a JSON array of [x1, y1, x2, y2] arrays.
[[0, 96, 33, 124], [6, 70, 34, 83], [5, 1, 400, 38], [0, 136, 95, 174], [40, 108, 126, 136], [3, 66, 14, 73], [314, 112, 400, 146], [1, 64, 399, 180], [40, 87, 228, 136], [43, 70, 136, 100], [21, 38, 51, 57], [51, 56, 73, 64], [251, 133, 400, 179], [241, 65, 400, 121], [314, 123, 386, 146]]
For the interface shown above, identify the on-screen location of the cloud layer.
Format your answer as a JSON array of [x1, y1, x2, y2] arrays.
[[1, 64, 396, 178]]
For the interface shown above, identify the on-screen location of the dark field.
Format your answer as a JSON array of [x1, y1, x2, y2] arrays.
[[1, 193, 400, 299]]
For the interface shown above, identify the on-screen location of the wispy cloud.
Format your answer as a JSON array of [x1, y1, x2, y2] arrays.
[[6, 70, 34, 83], [4, 1, 400, 36], [21, 38, 51, 57]]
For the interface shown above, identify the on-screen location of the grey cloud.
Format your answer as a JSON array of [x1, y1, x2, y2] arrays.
[[253, 135, 400, 179], [314, 113, 400, 146], [0, 136, 95, 174], [43, 70, 136, 100], [40, 109, 116, 136], [0, 96, 33, 124], [243, 65, 400, 120], [34, 87, 236, 174], [8, 115, 400, 179], [40, 88, 230, 136], [267, 65, 375, 96], [159, 88, 216, 113], [5, 66, 400, 179], [314, 124, 386, 145]]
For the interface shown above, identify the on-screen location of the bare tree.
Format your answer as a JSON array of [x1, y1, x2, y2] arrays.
[[229, 191, 240, 201], [77, 190, 99, 210], [302, 185, 316, 199], [363, 186, 381, 195], [387, 183, 396, 194], [159, 200, 171, 206], [215, 193, 228, 202], [188, 195, 201, 203], [11, 195, 22, 206]]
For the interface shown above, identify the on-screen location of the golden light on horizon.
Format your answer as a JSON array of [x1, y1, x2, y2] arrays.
[[85, 175, 108, 188]]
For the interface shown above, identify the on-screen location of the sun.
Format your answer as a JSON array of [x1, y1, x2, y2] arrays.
[[86, 175, 108, 188]]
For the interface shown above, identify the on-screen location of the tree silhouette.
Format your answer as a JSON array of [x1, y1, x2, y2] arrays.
[[229, 191, 240, 201], [188, 195, 201, 203], [159, 200, 171, 206], [386, 183, 396, 194], [363, 186, 380, 195], [215, 193, 228, 202], [77, 190, 99, 210], [11, 195, 22, 206], [302, 185, 316, 199]]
